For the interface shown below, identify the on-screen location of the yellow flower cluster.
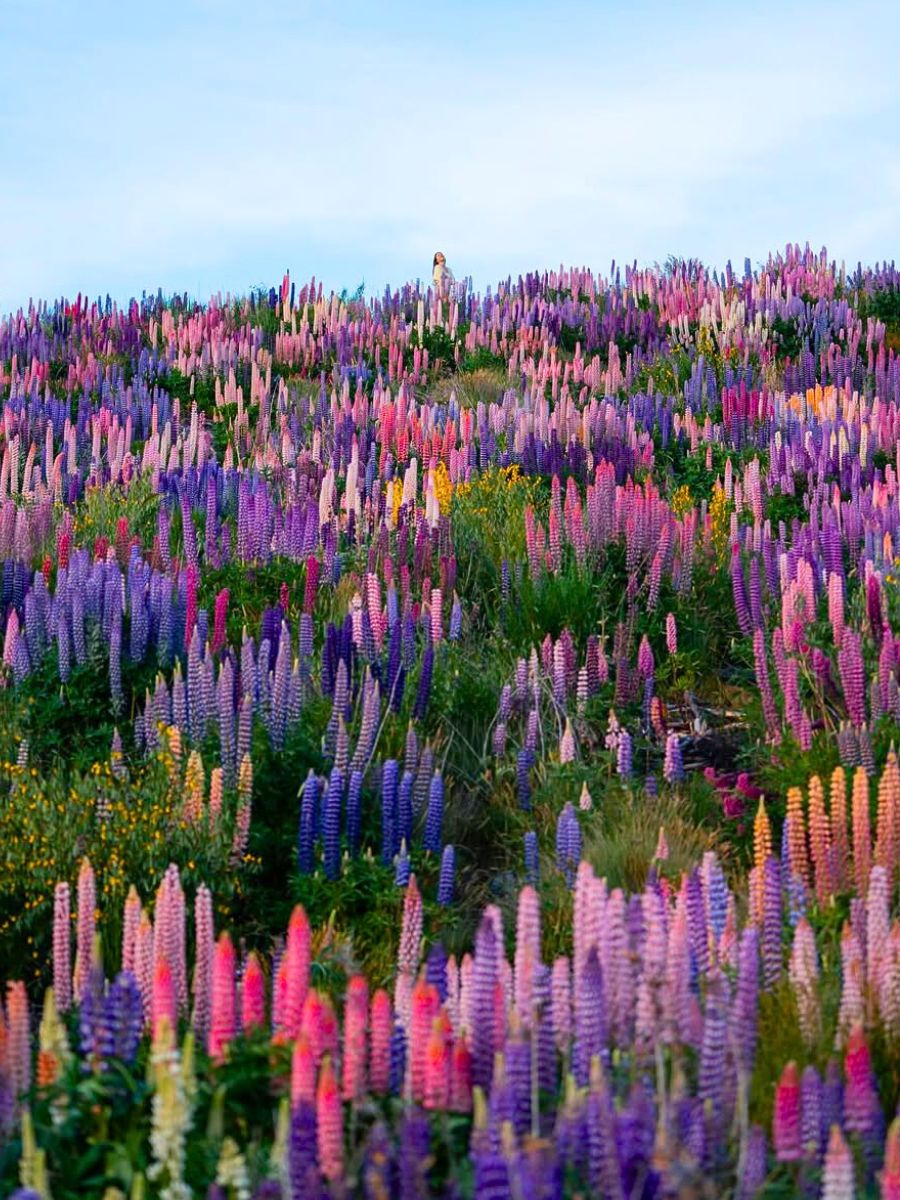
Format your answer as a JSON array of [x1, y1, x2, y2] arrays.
[[671, 484, 692, 517], [432, 460, 452, 515], [709, 481, 730, 565]]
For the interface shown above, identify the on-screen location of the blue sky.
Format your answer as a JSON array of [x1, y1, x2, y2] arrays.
[[1, 0, 898, 311]]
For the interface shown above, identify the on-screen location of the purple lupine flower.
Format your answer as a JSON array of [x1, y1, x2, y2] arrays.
[[424, 771, 444, 854], [109, 608, 123, 715], [398, 1106, 431, 1199], [323, 767, 343, 881], [437, 845, 455, 906], [298, 772, 320, 875], [822, 1058, 843, 1134], [346, 769, 363, 856], [398, 769, 414, 851], [381, 759, 399, 865], [389, 1023, 407, 1096], [574, 946, 606, 1085], [288, 1102, 320, 1198], [516, 748, 533, 811], [472, 1148, 511, 1199], [362, 1122, 396, 1199], [413, 644, 433, 721], [737, 1126, 768, 1200], [731, 545, 752, 635], [105, 971, 143, 1065], [523, 831, 539, 888], [698, 969, 728, 1117], [732, 926, 759, 1076], [555, 803, 580, 887]]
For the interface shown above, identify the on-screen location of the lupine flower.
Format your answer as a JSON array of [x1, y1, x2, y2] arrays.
[[773, 1061, 802, 1161], [822, 1124, 855, 1200]]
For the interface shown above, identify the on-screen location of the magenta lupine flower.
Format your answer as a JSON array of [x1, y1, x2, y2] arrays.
[[212, 587, 229, 654], [838, 628, 866, 727], [774, 1061, 803, 1161], [844, 1024, 881, 1143]]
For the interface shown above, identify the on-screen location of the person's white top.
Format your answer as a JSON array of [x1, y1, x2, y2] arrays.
[[433, 262, 455, 289]]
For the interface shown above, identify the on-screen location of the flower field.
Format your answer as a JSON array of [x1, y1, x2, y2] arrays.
[[2, 245, 900, 1196]]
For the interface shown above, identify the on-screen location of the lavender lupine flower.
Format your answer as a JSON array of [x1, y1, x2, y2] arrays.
[[424, 772, 444, 854], [800, 1065, 824, 1161], [523, 831, 540, 888], [323, 768, 343, 881], [298, 772, 320, 875], [663, 733, 684, 783], [449, 594, 462, 641], [399, 1107, 432, 1199], [616, 729, 632, 778], [698, 969, 728, 1118], [762, 856, 783, 989], [437, 845, 455, 906], [737, 1126, 768, 1200]]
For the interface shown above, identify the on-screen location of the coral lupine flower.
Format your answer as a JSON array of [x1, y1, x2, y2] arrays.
[[773, 1061, 802, 1161]]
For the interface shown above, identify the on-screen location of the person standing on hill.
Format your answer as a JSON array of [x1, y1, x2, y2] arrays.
[[432, 251, 455, 295]]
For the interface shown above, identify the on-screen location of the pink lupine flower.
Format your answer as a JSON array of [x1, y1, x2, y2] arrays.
[[410, 978, 440, 1102], [301, 989, 339, 1066], [73, 857, 96, 1005], [369, 989, 392, 1094], [397, 875, 423, 977], [342, 974, 368, 1102], [844, 1023, 880, 1140], [241, 951, 266, 1033], [821, 1124, 855, 1200], [789, 918, 820, 1048], [514, 885, 541, 1027], [316, 1057, 344, 1182], [423, 1012, 452, 1110], [152, 957, 176, 1042], [53, 881, 72, 1014], [291, 1033, 316, 1107], [121, 885, 142, 978], [208, 932, 237, 1063], [882, 1118, 900, 1200], [280, 905, 311, 1040], [666, 612, 678, 655]]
